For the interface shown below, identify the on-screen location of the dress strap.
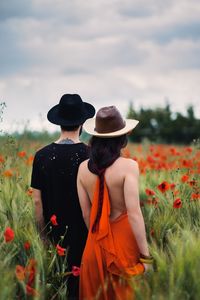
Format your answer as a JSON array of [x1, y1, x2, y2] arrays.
[[89, 178, 116, 252], [88, 157, 121, 233]]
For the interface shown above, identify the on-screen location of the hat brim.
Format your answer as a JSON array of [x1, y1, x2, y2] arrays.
[[47, 102, 95, 126], [83, 118, 139, 137]]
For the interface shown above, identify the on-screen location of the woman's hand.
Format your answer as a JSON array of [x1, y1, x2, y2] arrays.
[[143, 263, 153, 273]]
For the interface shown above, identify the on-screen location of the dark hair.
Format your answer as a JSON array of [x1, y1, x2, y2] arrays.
[[61, 125, 80, 132], [89, 135, 128, 232]]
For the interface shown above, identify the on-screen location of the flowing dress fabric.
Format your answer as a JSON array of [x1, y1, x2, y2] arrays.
[[80, 178, 144, 300]]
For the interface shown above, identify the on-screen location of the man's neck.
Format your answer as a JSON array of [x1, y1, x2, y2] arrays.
[[55, 129, 81, 144]]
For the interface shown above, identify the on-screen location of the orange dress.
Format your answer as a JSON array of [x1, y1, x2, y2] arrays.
[[79, 178, 144, 300]]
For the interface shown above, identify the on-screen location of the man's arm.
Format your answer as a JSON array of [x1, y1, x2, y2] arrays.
[[124, 160, 150, 257], [33, 188, 46, 238]]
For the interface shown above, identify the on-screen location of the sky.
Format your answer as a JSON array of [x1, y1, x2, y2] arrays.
[[0, 0, 200, 132]]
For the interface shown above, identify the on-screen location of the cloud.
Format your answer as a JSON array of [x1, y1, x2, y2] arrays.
[[0, 0, 32, 20], [0, 0, 200, 132]]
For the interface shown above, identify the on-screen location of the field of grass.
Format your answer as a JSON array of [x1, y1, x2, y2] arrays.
[[0, 133, 200, 299]]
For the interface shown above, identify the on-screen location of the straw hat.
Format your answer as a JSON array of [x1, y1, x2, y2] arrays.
[[83, 106, 139, 137]]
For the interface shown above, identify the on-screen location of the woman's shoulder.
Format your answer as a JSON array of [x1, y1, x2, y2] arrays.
[[113, 157, 139, 176], [117, 157, 138, 168], [78, 159, 89, 173]]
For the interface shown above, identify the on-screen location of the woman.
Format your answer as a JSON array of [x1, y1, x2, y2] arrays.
[[77, 106, 152, 300]]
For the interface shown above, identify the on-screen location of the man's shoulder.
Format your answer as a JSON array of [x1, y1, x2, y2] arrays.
[[34, 143, 54, 158], [35, 142, 89, 158], [77, 142, 89, 152]]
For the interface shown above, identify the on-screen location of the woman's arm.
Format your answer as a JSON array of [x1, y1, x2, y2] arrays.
[[77, 164, 91, 229], [124, 160, 150, 257]]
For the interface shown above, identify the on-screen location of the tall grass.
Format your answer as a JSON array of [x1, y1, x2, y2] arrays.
[[130, 142, 200, 300], [0, 135, 69, 299], [0, 134, 199, 299]]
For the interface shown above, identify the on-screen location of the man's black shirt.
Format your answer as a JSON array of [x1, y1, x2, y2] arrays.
[[31, 142, 88, 268]]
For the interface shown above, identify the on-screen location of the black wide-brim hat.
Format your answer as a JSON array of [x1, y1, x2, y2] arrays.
[[47, 94, 95, 126]]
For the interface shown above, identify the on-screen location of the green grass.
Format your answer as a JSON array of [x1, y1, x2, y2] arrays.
[[0, 135, 200, 299]]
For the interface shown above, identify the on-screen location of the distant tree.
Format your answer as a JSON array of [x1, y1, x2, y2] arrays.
[[126, 101, 200, 144]]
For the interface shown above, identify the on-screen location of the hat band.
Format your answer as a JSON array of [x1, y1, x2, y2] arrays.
[[95, 120, 126, 134]]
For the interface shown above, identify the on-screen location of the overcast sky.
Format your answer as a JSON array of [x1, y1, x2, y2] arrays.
[[0, 0, 200, 132]]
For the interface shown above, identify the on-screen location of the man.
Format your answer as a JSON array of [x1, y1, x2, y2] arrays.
[[31, 94, 95, 299]]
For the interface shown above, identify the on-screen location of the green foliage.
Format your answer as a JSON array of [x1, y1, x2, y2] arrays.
[[0, 134, 200, 299], [132, 230, 200, 300], [131, 142, 200, 300], [127, 102, 200, 144], [0, 138, 69, 299]]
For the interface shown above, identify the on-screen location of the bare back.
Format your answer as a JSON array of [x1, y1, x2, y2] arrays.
[[78, 157, 139, 221]]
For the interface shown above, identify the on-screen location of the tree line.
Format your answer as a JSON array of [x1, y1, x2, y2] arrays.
[[0, 101, 199, 145], [126, 102, 200, 144]]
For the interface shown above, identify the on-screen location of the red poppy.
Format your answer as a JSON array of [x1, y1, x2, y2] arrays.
[[140, 200, 145, 207], [149, 146, 154, 153], [123, 148, 131, 158], [0, 155, 4, 163], [185, 147, 192, 153], [26, 285, 39, 296], [145, 188, 155, 196], [181, 174, 189, 183], [170, 183, 176, 190], [3, 169, 13, 177], [18, 151, 26, 158], [150, 228, 155, 237], [26, 155, 34, 165], [170, 147, 177, 155], [173, 198, 182, 209], [15, 265, 25, 281], [153, 152, 160, 158], [147, 155, 156, 163], [191, 193, 200, 200], [24, 241, 31, 251], [173, 190, 179, 196], [157, 181, 170, 193], [26, 187, 33, 197], [182, 159, 193, 168], [188, 180, 196, 187], [26, 259, 37, 286], [56, 244, 66, 256], [50, 214, 58, 226], [15, 259, 38, 296], [4, 227, 14, 242], [72, 266, 81, 276], [15, 260, 36, 283], [147, 198, 158, 207]]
